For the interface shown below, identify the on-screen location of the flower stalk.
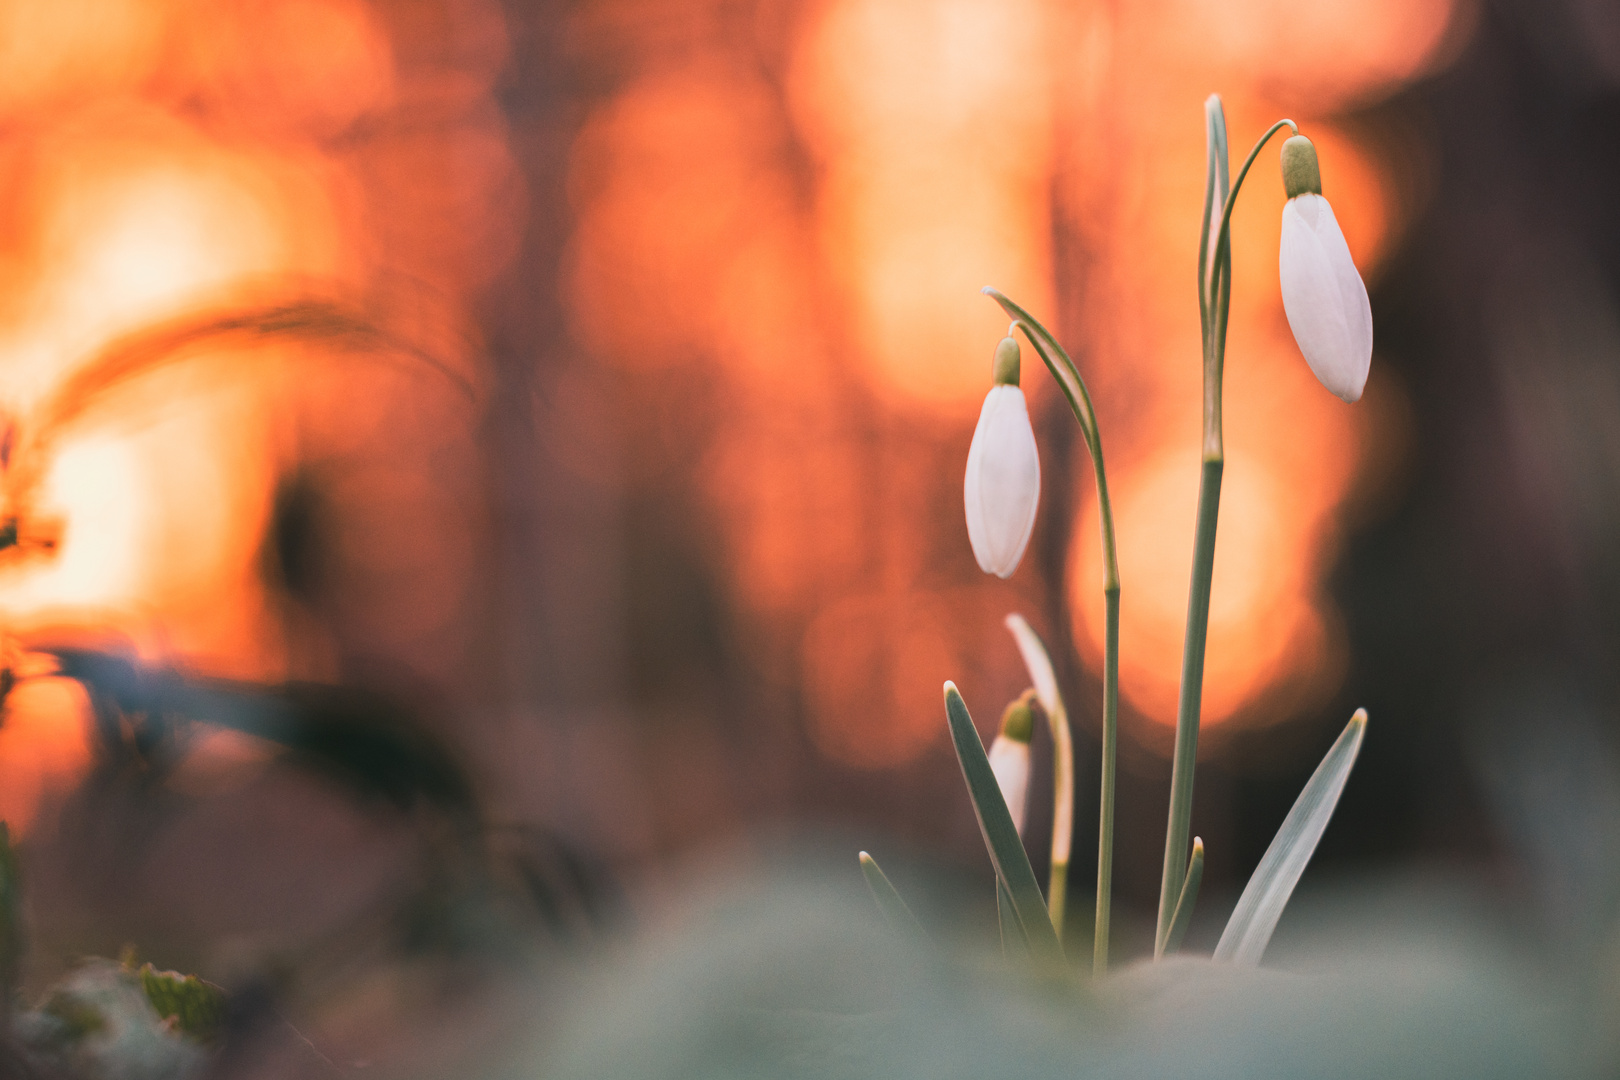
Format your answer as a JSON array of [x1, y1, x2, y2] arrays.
[[984, 289, 1119, 975], [1156, 98, 1299, 953]]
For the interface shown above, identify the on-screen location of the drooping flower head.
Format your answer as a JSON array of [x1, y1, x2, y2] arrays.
[[1278, 135, 1373, 403], [964, 332, 1040, 578]]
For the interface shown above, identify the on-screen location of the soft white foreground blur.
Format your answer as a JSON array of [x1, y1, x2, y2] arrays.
[[482, 847, 1589, 1080]]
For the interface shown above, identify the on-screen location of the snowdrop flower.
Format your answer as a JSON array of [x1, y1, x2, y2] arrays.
[[1278, 135, 1373, 403], [964, 333, 1040, 578], [988, 690, 1036, 835]]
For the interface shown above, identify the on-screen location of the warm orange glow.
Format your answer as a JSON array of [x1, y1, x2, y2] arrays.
[[1145, 0, 1463, 112], [0, 0, 166, 112], [801, 591, 959, 767], [0, 0, 1466, 817], [0, 0, 516, 830], [187, 0, 397, 137], [789, 0, 1056, 410], [1053, 4, 1444, 732], [0, 678, 93, 835], [563, 0, 1461, 765], [7, 433, 147, 610]]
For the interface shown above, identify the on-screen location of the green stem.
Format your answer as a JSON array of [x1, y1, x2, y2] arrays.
[[1045, 678, 1073, 944], [1196, 97, 1229, 359], [1204, 114, 1296, 457], [1093, 584, 1118, 976], [1156, 458, 1222, 940], [1048, 858, 1068, 943], [1155, 99, 1298, 950], [982, 288, 1119, 972]]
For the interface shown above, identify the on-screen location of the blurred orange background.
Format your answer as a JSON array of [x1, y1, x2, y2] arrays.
[[0, 0, 1470, 886]]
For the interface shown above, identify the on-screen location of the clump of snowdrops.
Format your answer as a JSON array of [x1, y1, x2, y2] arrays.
[[862, 95, 1373, 973]]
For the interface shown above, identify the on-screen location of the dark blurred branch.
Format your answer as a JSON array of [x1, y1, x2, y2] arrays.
[[41, 647, 478, 817]]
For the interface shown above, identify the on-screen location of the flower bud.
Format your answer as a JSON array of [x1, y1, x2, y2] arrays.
[[1280, 135, 1321, 198], [1278, 137, 1372, 403], [965, 337, 1040, 578], [988, 690, 1036, 836], [991, 333, 1020, 385]]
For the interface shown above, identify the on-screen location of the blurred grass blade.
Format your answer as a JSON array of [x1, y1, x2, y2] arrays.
[[1214, 709, 1368, 966], [858, 852, 925, 939], [1159, 837, 1204, 957], [997, 880, 1027, 959], [944, 683, 1063, 962]]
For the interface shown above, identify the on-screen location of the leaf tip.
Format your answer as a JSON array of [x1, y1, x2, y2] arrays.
[[858, 850, 873, 867], [1350, 707, 1368, 728]]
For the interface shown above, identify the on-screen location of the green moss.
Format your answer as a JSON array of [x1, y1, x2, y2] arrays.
[[137, 964, 226, 1044]]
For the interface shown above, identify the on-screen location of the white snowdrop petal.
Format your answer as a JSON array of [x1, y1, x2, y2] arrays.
[[1280, 205, 1351, 392], [1281, 195, 1371, 402], [987, 735, 1031, 836], [1302, 197, 1373, 396], [964, 399, 993, 573], [964, 385, 1040, 578]]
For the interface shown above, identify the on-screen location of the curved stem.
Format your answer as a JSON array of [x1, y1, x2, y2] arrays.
[[982, 288, 1119, 973], [1202, 114, 1295, 459], [1154, 101, 1296, 951]]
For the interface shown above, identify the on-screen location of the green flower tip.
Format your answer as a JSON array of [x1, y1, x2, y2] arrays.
[[998, 689, 1037, 743], [943, 681, 962, 707], [1281, 135, 1322, 198], [992, 334, 1020, 385]]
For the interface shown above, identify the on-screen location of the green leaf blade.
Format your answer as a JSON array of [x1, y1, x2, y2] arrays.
[[1214, 709, 1368, 966], [943, 682, 1062, 962], [1160, 837, 1204, 957], [858, 852, 925, 940], [996, 880, 1027, 959]]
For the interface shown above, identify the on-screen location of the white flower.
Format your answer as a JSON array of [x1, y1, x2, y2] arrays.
[[987, 734, 1030, 835], [989, 690, 1036, 835], [964, 358, 1040, 578], [1279, 192, 1373, 403]]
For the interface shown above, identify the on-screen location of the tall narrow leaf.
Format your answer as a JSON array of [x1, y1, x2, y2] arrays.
[[943, 683, 1063, 962], [997, 880, 1027, 959], [1214, 709, 1367, 966], [1159, 837, 1204, 957], [859, 852, 925, 940]]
